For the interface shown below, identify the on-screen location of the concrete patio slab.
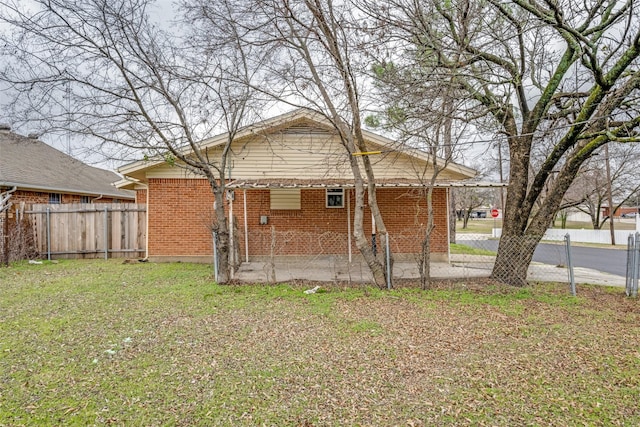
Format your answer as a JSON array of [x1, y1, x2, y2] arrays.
[[232, 256, 626, 287]]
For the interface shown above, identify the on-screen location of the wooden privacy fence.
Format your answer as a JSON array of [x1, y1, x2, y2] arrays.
[[25, 203, 146, 260]]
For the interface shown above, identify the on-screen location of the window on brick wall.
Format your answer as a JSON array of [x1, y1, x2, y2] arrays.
[[81, 196, 91, 203], [270, 189, 301, 210], [326, 188, 344, 208], [49, 193, 61, 204]]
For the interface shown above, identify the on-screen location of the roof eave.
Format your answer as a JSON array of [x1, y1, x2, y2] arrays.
[[226, 179, 507, 189], [0, 181, 135, 200]]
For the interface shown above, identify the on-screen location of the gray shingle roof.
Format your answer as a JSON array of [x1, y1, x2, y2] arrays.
[[0, 129, 135, 199]]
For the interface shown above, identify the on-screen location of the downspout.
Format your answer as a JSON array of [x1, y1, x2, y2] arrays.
[[92, 194, 104, 203], [117, 177, 148, 259], [1, 186, 16, 267], [141, 183, 149, 260]]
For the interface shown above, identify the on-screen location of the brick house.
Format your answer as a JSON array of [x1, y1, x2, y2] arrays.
[[117, 110, 476, 263], [0, 125, 135, 207]]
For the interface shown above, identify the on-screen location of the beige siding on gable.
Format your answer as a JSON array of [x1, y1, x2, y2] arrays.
[[144, 124, 467, 181]]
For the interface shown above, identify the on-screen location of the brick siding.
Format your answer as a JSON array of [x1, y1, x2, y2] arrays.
[[7, 189, 125, 205], [147, 178, 448, 258]]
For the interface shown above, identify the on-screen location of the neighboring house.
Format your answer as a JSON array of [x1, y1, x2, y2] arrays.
[[602, 205, 640, 218], [117, 109, 476, 263], [0, 125, 135, 206]]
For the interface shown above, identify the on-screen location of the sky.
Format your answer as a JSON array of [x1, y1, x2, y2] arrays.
[[0, 0, 495, 175]]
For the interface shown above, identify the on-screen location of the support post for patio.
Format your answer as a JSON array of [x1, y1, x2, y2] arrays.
[[446, 188, 451, 263], [243, 189, 249, 263], [347, 189, 351, 263], [228, 190, 234, 280], [386, 234, 391, 290]]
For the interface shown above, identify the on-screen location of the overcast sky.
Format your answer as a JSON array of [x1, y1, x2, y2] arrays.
[[0, 0, 491, 174]]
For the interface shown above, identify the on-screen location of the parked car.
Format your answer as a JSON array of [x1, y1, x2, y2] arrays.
[[621, 212, 638, 218]]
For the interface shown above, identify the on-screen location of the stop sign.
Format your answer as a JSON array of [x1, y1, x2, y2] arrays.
[[491, 209, 499, 218]]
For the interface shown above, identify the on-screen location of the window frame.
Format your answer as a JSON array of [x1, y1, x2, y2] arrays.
[[326, 188, 344, 208], [48, 193, 61, 204]]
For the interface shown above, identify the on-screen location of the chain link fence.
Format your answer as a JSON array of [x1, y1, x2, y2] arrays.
[[453, 233, 573, 283], [217, 227, 607, 287]]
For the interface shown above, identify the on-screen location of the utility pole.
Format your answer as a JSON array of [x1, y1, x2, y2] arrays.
[[605, 144, 615, 245]]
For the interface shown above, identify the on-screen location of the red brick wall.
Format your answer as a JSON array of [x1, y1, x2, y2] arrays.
[[135, 189, 147, 204], [146, 179, 449, 258], [238, 187, 448, 256], [147, 179, 215, 256]]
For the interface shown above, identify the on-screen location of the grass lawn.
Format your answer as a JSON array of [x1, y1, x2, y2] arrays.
[[449, 243, 496, 256], [1, 260, 639, 426]]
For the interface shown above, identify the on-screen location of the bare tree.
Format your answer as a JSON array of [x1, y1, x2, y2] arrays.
[[364, 88, 468, 288], [361, 1, 473, 288], [0, 0, 265, 283], [568, 143, 640, 229], [185, 0, 394, 288], [455, 187, 494, 229], [359, 0, 640, 285]]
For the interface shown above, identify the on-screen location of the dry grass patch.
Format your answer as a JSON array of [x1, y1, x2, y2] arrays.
[[0, 260, 638, 426]]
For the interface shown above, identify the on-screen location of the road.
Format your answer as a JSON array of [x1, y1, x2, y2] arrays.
[[457, 238, 628, 277]]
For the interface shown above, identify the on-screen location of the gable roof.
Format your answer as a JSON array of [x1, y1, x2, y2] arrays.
[[0, 127, 135, 199], [117, 108, 476, 186]]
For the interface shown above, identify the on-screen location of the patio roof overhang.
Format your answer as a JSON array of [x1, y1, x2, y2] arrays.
[[226, 179, 508, 189]]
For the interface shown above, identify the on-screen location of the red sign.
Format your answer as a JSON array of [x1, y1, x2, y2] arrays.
[[491, 209, 500, 218]]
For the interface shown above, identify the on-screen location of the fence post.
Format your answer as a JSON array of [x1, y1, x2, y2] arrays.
[[269, 225, 276, 284], [626, 234, 634, 297], [3, 204, 8, 266], [633, 232, 639, 298], [46, 207, 51, 261], [104, 206, 109, 260], [212, 231, 219, 283], [564, 234, 576, 296]]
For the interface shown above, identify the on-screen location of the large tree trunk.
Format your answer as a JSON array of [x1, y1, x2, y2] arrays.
[[212, 187, 230, 284], [491, 234, 540, 286], [419, 187, 436, 290], [491, 132, 533, 285], [350, 165, 387, 288], [363, 176, 392, 288]]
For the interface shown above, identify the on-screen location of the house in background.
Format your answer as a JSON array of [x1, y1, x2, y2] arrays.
[[0, 125, 135, 207], [117, 109, 476, 264]]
